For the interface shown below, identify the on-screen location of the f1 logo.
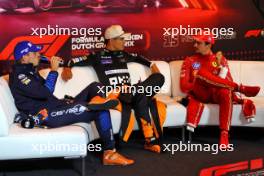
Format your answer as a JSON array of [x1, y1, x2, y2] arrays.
[[200, 158, 263, 176], [0, 35, 70, 60], [244, 29, 263, 38]]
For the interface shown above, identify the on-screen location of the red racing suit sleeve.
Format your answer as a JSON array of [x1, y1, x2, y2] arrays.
[[220, 57, 256, 118], [180, 57, 194, 93], [220, 56, 243, 103]]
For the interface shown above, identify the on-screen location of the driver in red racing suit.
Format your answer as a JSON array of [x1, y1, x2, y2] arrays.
[[180, 32, 260, 148]]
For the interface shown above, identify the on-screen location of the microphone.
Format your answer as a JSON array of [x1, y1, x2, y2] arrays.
[[40, 55, 65, 66]]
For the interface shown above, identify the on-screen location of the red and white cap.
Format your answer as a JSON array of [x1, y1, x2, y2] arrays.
[[104, 25, 131, 40]]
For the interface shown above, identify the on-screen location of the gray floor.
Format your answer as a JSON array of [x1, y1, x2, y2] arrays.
[[1, 127, 264, 176]]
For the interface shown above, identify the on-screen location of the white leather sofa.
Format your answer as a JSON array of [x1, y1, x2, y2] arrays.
[[0, 60, 264, 165]]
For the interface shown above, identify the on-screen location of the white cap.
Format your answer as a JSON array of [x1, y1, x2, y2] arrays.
[[104, 25, 131, 40]]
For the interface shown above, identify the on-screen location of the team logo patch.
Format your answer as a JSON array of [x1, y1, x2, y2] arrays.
[[109, 75, 130, 86], [101, 59, 113, 64], [21, 78, 31, 85], [72, 56, 87, 64], [19, 75, 31, 85], [50, 104, 87, 117], [212, 61, 218, 67], [21, 48, 29, 54], [101, 55, 112, 59], [18, 74, 26, 80], [192, 62, 201, 70]]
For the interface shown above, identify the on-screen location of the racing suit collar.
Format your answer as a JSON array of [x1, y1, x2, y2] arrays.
[[197, 51, 214, 59], [13, 63, 36, 74], [104, 48, 124, 54]]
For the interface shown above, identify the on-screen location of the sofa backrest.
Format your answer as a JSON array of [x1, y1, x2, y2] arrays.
[[40, 66, 100, 99], [0, 77, 18, 136], [170, 60, 264, 97], [39, 61, 172, 98], [170, 61, 185, 98], [240, 61, 264, 97], [127, 61, 171, 96]]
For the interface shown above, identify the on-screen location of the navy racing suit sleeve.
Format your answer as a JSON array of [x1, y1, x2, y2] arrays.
[[44, 71, 58, 93], [16, 74, 55, 100], [126, 52, 151, 67]]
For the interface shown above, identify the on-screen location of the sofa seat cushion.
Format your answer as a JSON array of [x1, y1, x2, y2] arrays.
[[0, 124, 88, 160], [197, 98, 264, 127], [155, 95, 186, 127]]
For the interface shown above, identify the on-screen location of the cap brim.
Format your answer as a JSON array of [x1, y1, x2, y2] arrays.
[[31, 44, 43, 52], [119, 33, 131, 40]]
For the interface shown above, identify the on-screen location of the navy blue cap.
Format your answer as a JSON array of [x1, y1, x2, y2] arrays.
[[14, 41, 43, 61]]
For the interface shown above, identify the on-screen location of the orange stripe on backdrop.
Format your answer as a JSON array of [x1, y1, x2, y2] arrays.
[[179, 0, 188, 8], [188, 0, 196, 8], [45, 35, 70, 58], [208, 0, 217, 10], [203, 0, 217, 10], [203, 0, 212, 10], [191, 0, 202, 8], [188, 0, 200, 8]]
